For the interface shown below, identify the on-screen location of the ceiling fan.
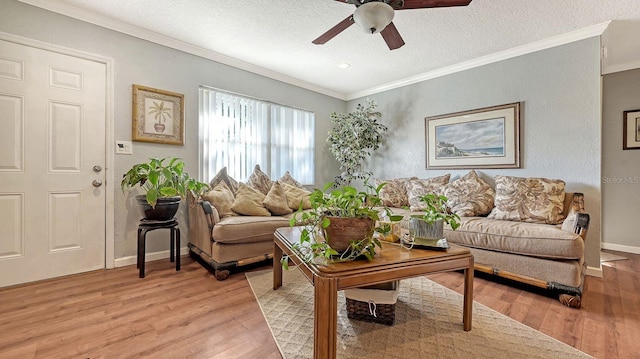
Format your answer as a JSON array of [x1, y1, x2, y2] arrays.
[[313, 0, 473, 50]]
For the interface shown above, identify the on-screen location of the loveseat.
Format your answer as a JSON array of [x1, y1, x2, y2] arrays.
[[188, 168, 589, 307], [188, 165, 313, 280]]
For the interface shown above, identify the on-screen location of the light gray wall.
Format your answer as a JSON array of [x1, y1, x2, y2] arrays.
[[0, 0, 608, 269], [602, 68, 640, 252], [0, 0, 344, 260], [350, 38, 603, 268]]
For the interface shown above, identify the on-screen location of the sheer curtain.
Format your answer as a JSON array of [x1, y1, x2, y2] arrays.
[[199, 87, 315, 184]]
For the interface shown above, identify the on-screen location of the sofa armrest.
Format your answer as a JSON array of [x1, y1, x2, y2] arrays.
[[187, 194, 221, 251]]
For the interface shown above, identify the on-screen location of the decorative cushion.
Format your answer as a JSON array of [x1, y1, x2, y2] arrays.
[[231, 183, 271, 216], [443, 170, 495, 217], [263, 181, 293, 215], [247, 164, 273, 195], [281, 182, 312, 210], [202, 181, 237, 218], [278, 171, 304, 188], [209, 167, 239, 194], [372, 177, 417, 208], [488, 175, 566, 224], [405, 174, 451, 212]]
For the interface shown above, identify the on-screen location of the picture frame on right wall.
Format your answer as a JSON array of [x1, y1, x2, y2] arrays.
[[623, 109, 640, 150], [425, 102, 521, 169]]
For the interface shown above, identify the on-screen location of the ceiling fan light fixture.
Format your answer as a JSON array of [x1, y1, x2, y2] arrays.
[[353, 2, 394, 34]]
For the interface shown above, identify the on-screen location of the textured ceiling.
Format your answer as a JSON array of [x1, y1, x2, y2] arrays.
[[21, 0, 640, 99]]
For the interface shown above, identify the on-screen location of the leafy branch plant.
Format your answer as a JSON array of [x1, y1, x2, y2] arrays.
[[327, 99, 388, 186]]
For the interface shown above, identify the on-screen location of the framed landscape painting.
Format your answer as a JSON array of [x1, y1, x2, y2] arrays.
[[132, 84, 184, 145], [425, 102, 521, 169]]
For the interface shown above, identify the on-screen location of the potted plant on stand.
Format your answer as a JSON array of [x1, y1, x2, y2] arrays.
[[121, 157, 209, 221], [327, 98, 387, 186], [282, 181, 390, 268], [408, 193, 461, 248]]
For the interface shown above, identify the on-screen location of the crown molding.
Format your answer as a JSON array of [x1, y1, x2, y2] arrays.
[[18, 0, 348, 100], [346, 21, 612, 101]]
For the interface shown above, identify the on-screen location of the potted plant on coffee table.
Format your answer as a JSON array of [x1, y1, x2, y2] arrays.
[[121, 157, 209, 221], [282, 181, 390, 268], [408, 193, 460, 247]]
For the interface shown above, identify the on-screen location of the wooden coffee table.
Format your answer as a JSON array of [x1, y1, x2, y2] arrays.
[[273, 227, 474, 359]]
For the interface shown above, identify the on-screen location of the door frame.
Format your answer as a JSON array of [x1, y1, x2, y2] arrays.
[[0, 31, 115, 269]]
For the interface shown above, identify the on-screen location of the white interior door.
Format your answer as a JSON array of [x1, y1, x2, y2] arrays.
[[0, 39, 106, 287]]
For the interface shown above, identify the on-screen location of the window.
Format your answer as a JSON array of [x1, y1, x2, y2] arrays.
[[199, 87, 315, 184]]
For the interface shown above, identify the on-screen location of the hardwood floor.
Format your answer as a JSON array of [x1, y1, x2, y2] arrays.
[[0, 250, 637, 359]]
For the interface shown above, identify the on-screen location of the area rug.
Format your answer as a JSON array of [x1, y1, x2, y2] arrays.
[[600, 250, 628, 262], [246, 269, 593, 359]]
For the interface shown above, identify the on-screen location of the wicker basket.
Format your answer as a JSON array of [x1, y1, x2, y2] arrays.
[[346, 297, 396, 326]]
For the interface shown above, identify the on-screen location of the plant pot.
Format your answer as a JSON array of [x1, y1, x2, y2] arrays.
[[323, 216, 374, 253], [136, 195, 181, 221], [409, 216, 443, 240]]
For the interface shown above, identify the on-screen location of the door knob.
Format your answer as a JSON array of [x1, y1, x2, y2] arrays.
[[92, 179, 103, 187], [93, 165, 102, 173]]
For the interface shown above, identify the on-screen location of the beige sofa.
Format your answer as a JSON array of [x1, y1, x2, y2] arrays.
[[374, 171, 590, 307], [188, 170, 589, 308], [385, 192, 589, 307], [187, 197, 295, 280], [187, 165, 312, 280]]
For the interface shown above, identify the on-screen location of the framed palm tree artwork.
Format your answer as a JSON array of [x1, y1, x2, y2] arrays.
[[132, 84, 184, 145]]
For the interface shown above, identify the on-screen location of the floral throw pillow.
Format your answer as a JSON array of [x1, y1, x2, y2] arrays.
[[247, 164, 274, 195], [405, 174, 451, 212], [372, 177, 417, 208], [443, 170, 495, 217], [488, 175, 566, 224]]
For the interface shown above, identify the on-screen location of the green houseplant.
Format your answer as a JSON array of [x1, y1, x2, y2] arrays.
[[121, 157, 209, 220], [327, 99, 387, 186], [283, 181, 390, 268], [409, 193, 461, 243]]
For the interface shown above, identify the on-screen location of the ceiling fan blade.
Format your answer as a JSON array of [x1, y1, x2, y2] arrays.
[[334, 0, 363, 6], [380, 22, 405, 50], [313, 15, 355, 45], [395, 0, 472, 10]]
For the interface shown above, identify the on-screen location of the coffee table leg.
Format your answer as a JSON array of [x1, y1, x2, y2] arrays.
[[314, 276, 338, 359], [273, 243, 283, 290], [463, 257, 474, 331]]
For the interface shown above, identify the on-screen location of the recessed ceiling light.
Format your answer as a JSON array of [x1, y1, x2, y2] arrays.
[[337, 63, 351, 69]]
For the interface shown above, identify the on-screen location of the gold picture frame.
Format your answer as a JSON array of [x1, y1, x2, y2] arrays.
[[425, 102, 521, 169], [623, 109, 640, 150], [132, 84, 184, 145]]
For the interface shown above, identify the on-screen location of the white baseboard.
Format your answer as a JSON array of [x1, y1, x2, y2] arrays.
[[113, 247, 190, 268], [586, 265, 603, 278], [601, 242, 640, 254]]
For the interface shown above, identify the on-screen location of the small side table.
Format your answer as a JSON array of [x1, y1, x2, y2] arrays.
[[137, 218, 180, 278]]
